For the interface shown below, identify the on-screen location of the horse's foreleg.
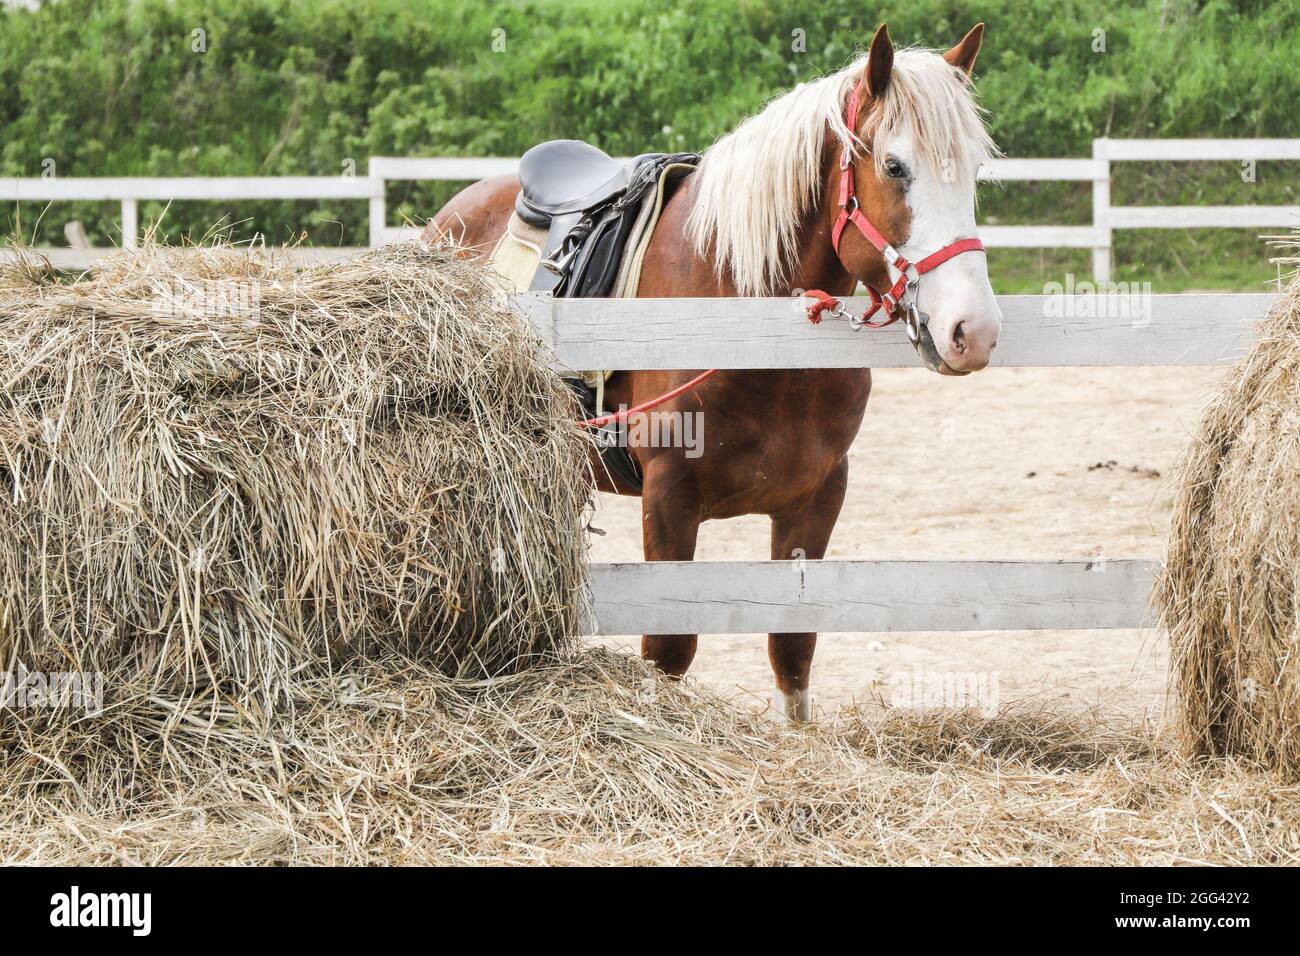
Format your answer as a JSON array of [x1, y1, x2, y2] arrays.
[[639, 471, 702, 678], [768, 460, 849, 722]]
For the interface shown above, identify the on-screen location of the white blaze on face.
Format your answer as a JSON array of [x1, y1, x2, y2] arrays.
[[881, 134, 1001, 373]]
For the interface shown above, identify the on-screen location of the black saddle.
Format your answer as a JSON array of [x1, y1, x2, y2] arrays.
[[513, 140, 701, 493], [515, 140, 650, 228], [515, 141, 698, 297]]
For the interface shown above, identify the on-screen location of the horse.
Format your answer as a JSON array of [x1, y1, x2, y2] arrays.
[[425, 23, 1002, 721]]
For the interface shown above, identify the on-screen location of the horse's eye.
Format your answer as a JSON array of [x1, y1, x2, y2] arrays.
[[884, 158, 908, 180]]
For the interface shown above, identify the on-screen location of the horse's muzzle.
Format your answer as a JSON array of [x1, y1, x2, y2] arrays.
[[912, 313, 971, 376]]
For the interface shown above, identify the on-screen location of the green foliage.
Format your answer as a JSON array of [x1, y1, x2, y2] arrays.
[[1, 0, 1297, 287]]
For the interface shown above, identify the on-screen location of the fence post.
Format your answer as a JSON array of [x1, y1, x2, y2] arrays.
[[1091, 138, 1111, 283], [121, 198, 138, 250], [368, 158, 386, 247]]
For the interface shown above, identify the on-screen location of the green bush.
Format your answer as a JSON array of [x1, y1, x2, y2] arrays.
[[2, 0, 1297, 288]]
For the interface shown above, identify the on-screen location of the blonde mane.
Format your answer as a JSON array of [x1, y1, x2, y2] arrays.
[[684, 48, 998, 297]]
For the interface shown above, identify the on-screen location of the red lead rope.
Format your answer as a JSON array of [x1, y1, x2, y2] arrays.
[[804, 74, 985, 327], [578, 368, 718, 429]]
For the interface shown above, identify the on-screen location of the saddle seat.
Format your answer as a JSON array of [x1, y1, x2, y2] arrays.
[[515, 140, 654, 227]]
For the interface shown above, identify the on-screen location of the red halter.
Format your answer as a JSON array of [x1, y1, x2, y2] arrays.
[[805, 76, 985, 338]]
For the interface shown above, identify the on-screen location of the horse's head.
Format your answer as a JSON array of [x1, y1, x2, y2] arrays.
[[832, 24, 1001, 375]]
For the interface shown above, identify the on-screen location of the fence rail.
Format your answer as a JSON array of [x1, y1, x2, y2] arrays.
[[586, 559, 1154, 635], [514, 292, 1268, 370], [5, 139, 1298, 278]]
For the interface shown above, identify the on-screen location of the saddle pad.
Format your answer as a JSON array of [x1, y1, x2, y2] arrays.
[[487, 214, 547, 294], [615, 162, 696, 299], [489, 214, 604, 392]]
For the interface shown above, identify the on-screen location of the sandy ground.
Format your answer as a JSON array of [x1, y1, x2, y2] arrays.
[[586, 366, 1222, 722]]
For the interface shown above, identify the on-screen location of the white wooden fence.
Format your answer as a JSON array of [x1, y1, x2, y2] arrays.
[[516, 290, 1267, 635], [5, 139, 1299, 279]]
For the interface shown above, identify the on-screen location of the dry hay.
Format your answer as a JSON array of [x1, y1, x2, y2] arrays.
[[1156, 237, 1300, 778], [1, 645, 1297, 865], [0, 240, 591, 709]]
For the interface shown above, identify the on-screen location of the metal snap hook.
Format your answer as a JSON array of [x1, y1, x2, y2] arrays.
[[905, 303, 924, 344]]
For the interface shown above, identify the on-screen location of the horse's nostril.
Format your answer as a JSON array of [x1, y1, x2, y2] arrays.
[[952, 321, 967, 353]]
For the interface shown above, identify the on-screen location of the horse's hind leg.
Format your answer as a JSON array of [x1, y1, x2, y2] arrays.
[[768, 461, 849, 722], [639, 472, 702, 678]]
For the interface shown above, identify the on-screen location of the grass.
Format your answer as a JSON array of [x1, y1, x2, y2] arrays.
[[989, 238, 1284, 295]]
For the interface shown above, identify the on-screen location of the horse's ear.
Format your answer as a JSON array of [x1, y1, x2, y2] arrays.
[[865, 23, 894, 98], [943, 23, 984, 76]]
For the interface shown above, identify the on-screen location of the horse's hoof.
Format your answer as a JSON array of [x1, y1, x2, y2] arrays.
[[781, 687, 813, 723]]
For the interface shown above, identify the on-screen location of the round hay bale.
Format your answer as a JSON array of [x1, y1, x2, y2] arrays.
[[0, 241, 591, 723], [1156, 259, 1300, 776]]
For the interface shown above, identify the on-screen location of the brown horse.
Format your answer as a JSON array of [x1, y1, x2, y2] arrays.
[[426, 23, 1001, 720]]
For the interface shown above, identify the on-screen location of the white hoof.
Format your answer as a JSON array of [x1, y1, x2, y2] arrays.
[[781, 687, 813, 723]]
